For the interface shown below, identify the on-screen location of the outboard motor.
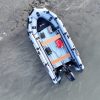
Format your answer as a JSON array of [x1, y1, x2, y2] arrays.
[[62, 64, 75, 81]]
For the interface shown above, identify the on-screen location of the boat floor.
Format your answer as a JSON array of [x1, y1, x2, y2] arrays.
[[38, 26, 71, 68]]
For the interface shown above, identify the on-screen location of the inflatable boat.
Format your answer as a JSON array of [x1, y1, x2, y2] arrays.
[[27, 8, 84, 84]]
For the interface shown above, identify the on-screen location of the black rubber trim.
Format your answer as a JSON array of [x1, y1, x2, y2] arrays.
[[67, 35, 70, 38], [56, 26, 59, 29], [29, 20, 32, 24], [54, 17, 57, 20], [27, 18, 29, 29], [45, 63, 48, 66], [37, 51, 40, 55], [49, 17, 53, 21], [79, 64, 82, 66], [36, 12, 40, 17], [32, 26, 36, 29], [63, 32, 67, 35], [36, 48, 40, 50], [46, 11, 49, 14], [29, 8, 34, 15], [71, 48, 75, 50], [36, 37, 40, 40], [27, 31, 32, 36]]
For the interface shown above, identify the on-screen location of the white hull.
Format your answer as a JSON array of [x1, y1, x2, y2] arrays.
[[27, 8, 84, 84]]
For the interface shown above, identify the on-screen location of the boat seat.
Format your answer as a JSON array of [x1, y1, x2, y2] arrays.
[[51, 53, 71, 65], [41, 34, 61, 46]]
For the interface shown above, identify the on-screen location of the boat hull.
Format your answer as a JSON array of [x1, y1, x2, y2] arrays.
[[27, 8, 84, 84]]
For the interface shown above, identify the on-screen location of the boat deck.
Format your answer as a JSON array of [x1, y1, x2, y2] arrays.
[[38, 26, 71, 68]]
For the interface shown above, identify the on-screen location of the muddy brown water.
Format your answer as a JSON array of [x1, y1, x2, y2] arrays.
[[0, 0, 100, 100]]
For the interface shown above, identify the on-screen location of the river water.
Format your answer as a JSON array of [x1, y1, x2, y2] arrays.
[[0, 0, 100, 100]]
